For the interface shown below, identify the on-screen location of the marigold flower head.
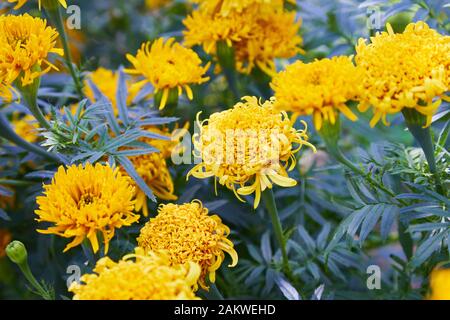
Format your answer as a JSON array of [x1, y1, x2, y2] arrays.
[[0, 229, 12, 258], [137, 200, 238, 290], [428, 267, 450, 300], [84, 67, 140, 114], [190, 0, 294, 16], [125, 38, 210, 110], [183, 3, 302, 76], [0, 14, 63, 88], [355, 22, 450, 128], [8, 0, 67, 10], [271, 56, 363, 130], [12, 114, 40, 143], [35, 163, 138, 254], [69, 248, 200, 300], [188, 96, 315, 208]]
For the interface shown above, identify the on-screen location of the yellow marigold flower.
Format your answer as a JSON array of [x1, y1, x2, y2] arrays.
[[0, 14, 63, 88], [190, 0, 294, 16], [0, 229, 12, 258], [12, 114, 40, 143], [84, 67, 140, 114], [145, 0, 170, 10], [8, 0, 67, 10], [188, 96, 315, 208], [183, 3, 302, 75], [355, 22, 450, 128], [125, 38, 210, 110], [428, 268, 450, 300], [69, 248, 200, 300], [137, 200, 238, 290], [35, 163, 138, 254], [271, 56, 362, 130]]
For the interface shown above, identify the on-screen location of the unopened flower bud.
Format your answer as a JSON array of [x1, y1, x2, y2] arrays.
[[6, 240, 28, 265]]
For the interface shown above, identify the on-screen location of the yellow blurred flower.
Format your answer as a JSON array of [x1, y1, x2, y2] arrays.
[[137, 200, 238, 289], [0, 229, 12, 258], [8, 0, 67, 10], [183, 2, 302, 76], [428, 267, 450, 300], [0, 14, 63, 88], [145, 0, 170, 10], [191, 0, 294, 16], [69, 248, 200, 300], [188, 96, 315, 208], [12, 114, 40, 143], [271, 56, 362, 130], [84, 67, 140, 114], [355, 22, 450, 128], [125, 38, 210, 110], [35, 163, 138, 254]]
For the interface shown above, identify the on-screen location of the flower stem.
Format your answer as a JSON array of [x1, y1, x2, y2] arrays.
[[261, 188, 292, 278], [0, 114, 62, 163], [403, 113, 445, 196], [17, 261, 54, 300], [216, 41, 239, 100], [318, 117, 406, 205], [45, 5, 84, 98], [209, 284, 224, 300]]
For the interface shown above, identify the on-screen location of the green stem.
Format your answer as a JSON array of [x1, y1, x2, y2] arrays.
[[404, 122, 445, 196], [216, 41, 239, 100], [0, 114, 62, 163], [23, 95, 51, 131], [14, 69, 52, 131], [209, 284, 224, 300], [261, 189, 292, 278], [45, 5, 84, 98], [17, 262, 53, 300]]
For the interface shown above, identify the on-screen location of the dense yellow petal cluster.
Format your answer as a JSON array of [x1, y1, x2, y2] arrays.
[[12, 114, 40, 143], [0, 229, 12, 258], [0, 14, 63, 91], [8, 0, 67, 10], [84, 67, 140, 114], [190, 0, 295, 16], [355, 22, 450, 128], [188, 96, 315, 208], [271, 56, 363, 130], [125, 38, 210, 110], [35, 163, 138, 254], [428, 268, 450, 300], [69, 248, 201, 300], [183, 2, 302, 75], [137, 200, 238, 289]]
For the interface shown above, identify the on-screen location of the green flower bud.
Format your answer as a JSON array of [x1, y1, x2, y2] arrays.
[[6, 240, 28, 265]]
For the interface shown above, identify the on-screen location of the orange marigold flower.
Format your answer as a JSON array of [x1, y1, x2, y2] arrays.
[[69, 248, 201, 300], [0, 14, 63, 89], [125, 38, 210, 110], [137, 200, 238, 290], [35, 163, 138, 254], [188, 96, 315, 208], [271, 56, 363, 130], [355, 22, 450, 127]]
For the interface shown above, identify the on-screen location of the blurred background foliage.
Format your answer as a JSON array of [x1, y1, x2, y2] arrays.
[[0, 0, 449, 300]]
